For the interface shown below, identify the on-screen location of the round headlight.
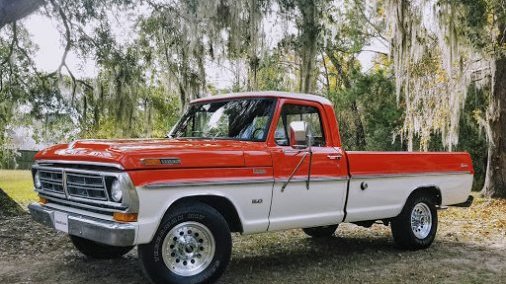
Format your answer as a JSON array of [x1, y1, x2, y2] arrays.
[[34, 171, 42, 188], [111, 180, 123, 202]]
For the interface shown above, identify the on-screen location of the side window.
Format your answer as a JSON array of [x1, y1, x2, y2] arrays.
[[274, 104, 326, 147]]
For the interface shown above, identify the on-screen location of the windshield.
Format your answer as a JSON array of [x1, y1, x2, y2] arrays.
[[170, 98, 276, 141]]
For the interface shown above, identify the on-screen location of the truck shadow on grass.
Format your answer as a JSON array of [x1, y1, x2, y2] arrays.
[[60, 234, 401, 284], [56, 231, 505, 284], [221, 230, 505, 283]]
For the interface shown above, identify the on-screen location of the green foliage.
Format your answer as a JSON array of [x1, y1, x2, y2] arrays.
[[149, 87, 181, 138], [0, 23, 44, 166], [454, 85, 488, 190], [457, 0, 488, 49], [256, 51, 293, 92], [329, 69, 403, 151]]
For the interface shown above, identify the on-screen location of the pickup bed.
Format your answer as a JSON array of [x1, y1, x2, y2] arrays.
[[29, 91, 474, 284]]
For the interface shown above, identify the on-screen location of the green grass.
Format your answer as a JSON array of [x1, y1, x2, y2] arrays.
[[0, 170, 37, 208]]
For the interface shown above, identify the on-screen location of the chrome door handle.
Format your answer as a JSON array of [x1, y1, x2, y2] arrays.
[[327, 154, 342, 160]]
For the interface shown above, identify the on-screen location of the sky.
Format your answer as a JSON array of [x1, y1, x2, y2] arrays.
[[25, 15, 97, 79]]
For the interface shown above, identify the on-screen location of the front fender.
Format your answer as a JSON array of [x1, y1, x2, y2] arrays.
[[133, 181, 273, 244]]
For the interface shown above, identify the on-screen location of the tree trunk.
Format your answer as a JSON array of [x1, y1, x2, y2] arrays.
[[82, 92, 87, 127], [196, 42, 207, 97], [179, 47, 190, 110], [296, 0, 319, 93], [0, 0, 44, 29], [93, 83, 103, 130], [248, 56, 259, 91], [248, 0, 260, 91], [321, 52, 330, 93], [486, 22, 506, 198], [351, 101, 366, 149]]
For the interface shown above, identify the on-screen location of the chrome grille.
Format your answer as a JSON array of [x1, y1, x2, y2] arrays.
[[66, 173, 108, 200], [39, 169, 64, 194], [33, 163, 134, 214]]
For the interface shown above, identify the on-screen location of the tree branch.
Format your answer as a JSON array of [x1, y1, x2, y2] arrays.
[[63, 63, 77, 103], [325, 47, 351, 88], [360, 49, 388, 56], [0, 0, 44, 30], [76, 79, 93, 90], [0, 22, 16, 66], [351, 0, 387, 43], [49, 0, 71, 75]]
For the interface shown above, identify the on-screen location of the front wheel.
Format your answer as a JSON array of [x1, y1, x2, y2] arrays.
[[69, 235, 133, 259], [391, 194, 438, 250], [138, 202, 232, 284]]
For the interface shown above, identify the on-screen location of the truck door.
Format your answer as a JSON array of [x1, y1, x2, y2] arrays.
[[268, 100, 348, 231]]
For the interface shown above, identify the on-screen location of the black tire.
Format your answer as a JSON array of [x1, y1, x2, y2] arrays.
[[302, 224, 338, 238], [391, 193, 438, 250], [69, 235, 134, 259], [138, 202, 232, 284]]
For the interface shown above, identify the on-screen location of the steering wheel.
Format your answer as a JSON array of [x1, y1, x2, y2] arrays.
[[251, 128, 265, 140]]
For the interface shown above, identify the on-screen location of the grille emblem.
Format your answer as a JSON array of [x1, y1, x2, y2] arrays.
[[253, 168, 266, 175], [160, 158, 181, 165]]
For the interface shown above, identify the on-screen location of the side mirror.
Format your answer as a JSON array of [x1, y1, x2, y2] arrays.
[[289, 121, 311, 149]]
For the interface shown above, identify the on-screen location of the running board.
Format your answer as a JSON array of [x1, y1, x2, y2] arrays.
[[450, 195, 474, 208]]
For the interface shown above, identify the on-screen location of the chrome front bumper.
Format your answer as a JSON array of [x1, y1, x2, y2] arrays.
[[28, 203, 136, 246]]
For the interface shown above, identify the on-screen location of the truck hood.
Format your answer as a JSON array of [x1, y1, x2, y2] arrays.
[[35, 139, 267, 170]]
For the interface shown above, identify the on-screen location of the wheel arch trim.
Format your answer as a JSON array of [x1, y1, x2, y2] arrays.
[[403, 185, 443, 209], [166, 194, 244, 233]]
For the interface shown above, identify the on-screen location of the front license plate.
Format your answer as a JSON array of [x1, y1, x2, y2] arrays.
[[54, 211, 69, 233]]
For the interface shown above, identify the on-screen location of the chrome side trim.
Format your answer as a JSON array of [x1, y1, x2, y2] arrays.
[[145, 176, 348, 189], [35, 159, 124, 170], [145, 178, 275, 189], [276, 176, 348, 183], [29, 203, 136, 246], [351, 171, 472, 179]]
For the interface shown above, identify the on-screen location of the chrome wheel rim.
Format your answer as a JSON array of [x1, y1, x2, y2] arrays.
[[410, 203, 432, 239], [162, 221, 215, 276]]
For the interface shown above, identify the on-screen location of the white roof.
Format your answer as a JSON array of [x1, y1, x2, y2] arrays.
[[192, 91, 333, 105]]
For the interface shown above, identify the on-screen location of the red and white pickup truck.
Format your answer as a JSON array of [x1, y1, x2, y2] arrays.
[[29, 91, 474, 284]]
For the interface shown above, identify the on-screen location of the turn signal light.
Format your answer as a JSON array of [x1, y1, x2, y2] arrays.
[[113, 212, 138, 222], [39, 197, 48, 204]]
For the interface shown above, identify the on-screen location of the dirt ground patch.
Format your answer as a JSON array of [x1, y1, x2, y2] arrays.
[[0, 198, 505, 283], [0, 188, 25, 218]]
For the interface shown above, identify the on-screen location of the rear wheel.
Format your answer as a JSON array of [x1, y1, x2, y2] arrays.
[[70, 235, 133, 259], [391, 194, 438, 250], [302, 224, 338, 238], [138, 202, 232, 284]]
